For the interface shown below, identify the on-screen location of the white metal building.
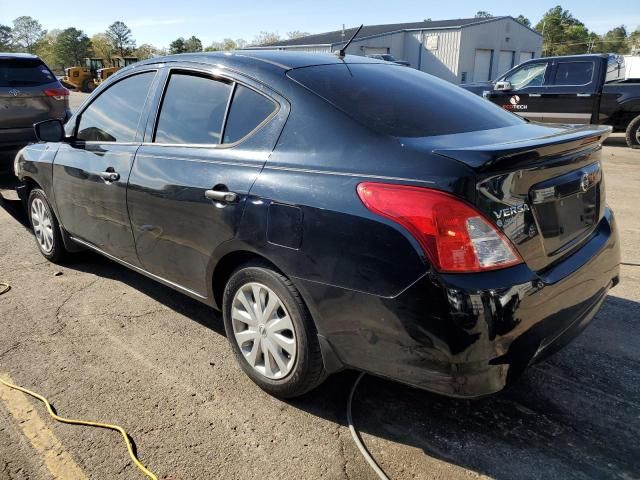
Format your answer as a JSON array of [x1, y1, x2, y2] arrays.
[[249, 17, 542, 84]]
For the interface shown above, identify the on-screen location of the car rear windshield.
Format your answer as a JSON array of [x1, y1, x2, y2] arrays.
[[288, 63, 523, 137], [0, 58, 56, 87]]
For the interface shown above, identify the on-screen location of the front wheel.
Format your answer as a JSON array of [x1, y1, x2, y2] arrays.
[[222, 262, 326, 398], [625, 114, 640, 149], [27, 189, 67, 263]]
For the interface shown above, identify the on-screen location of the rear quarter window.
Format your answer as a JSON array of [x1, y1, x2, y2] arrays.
[[223, 85, 277, 144], [288, 64, 523, 138], [0, 58, 56, 87], [553, 61, 594, 86]]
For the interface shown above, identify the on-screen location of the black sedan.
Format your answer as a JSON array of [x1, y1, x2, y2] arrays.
[[14, 51, 620, 398]]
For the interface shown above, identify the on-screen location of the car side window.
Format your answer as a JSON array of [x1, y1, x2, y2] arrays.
[[154, 73, 233, 144], [76, 72, 155, 142], [503, 63, 547, 89], [553, 61, 594, 86], [223, 85, 277, 144]]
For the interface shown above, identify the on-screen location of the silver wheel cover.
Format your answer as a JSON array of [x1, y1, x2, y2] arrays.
[[231, 282, 297, 379], [31, 198, 54, 254]]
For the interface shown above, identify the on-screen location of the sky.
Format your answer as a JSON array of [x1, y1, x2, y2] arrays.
[[1, 0, 638, 49]]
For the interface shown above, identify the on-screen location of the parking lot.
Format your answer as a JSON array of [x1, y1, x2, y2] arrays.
[[0, 91, 639, 479]]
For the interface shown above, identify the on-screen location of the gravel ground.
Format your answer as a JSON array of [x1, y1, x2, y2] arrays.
[[0, 124, 638, 479]]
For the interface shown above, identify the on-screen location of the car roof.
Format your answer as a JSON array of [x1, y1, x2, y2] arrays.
[[136, 50, 384, 72], [0, 52, 40, 60]]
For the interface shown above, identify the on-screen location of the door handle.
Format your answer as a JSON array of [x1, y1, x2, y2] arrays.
[[576, 93, 592, 97], [204, 189, 239, 203], [99, 171, 120, 182], [529, 93, 542, 97]]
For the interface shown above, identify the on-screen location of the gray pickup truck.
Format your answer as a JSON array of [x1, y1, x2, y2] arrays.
[[461, 53, 640, 148]]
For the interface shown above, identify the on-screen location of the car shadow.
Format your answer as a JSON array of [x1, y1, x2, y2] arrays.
[[603, 134, 630, 149], [1, 182, 639, 479]]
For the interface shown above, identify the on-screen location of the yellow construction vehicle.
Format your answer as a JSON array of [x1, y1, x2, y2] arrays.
[[94, 56, 139, 86], [59, 58, 104, 93]]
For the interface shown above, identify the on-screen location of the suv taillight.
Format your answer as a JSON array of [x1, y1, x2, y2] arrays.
[[43, 87, 70, 100], [356, 182, 523, 273]]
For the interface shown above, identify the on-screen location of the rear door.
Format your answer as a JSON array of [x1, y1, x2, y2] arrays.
[[52, 69, 158, 265], [542, 59, 599, 124], [127, 66, 288, 297], [487, 60, 551, 121]]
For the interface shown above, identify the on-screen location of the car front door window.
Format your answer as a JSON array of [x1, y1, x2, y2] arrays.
[[504, 63, 547, 89]]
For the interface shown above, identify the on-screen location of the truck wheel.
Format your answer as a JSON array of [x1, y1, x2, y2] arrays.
[[81, 79, 95, 93], [625, 114, 640, 149]]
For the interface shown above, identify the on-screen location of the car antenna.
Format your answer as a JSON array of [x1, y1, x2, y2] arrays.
[[337, 24, 363, 59]]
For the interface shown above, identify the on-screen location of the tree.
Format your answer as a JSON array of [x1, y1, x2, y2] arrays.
[[252, 31, 280, 45], [235, 38, 247, 49], [595, 25, 629, 54], [55, 28, 92, 67], [536, 6, 590, 55], [205, 38, 246, 51], [106, 21, 135, 56], [629, 28, 640, 54], [11, 16, 44, 53], [184, 36, 202, 52], [169, 37, 187, 54], [35, 29, 61, 70], [91, 33, 113, 61], [287, 30, 309, 39], [135, 43, 158, 59], [515, 15, 531, 28], [475, 11, 493, 19], [0, 24, 12, 51]]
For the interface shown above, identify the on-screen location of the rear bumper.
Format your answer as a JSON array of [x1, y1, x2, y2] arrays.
[[297, 208, 620, 398]]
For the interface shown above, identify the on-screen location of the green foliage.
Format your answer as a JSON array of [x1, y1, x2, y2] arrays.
[[54, 28, 92, 67], [515, 15, 531, 28], [475, 11, 493, 19], [169, 37, 187, 54], [91, 33, 113, 61], [594, 25, 629, 54], [205, 38, 246, 51], [0, 24, 12, 51], [11, 16, 44, 53], [106, 21, 135, 56], [34, 29, 61, 71], [536, 6, 591, 55], [135, 44, 159, 59], [184, 36, 202, 52]]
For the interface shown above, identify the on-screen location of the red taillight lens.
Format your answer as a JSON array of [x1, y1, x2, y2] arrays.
[[356, 182, 523, 273], [43, 87, 70, 100]]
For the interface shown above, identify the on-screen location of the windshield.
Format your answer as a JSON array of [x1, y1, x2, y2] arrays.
[[0, 58, 56, 87], [289, 63, 523, 137]]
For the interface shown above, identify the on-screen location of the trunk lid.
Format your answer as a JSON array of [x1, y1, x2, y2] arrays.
[[402, 123, 611, 272]]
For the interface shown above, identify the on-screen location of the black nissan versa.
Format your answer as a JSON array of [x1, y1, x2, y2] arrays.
[[13, 51, 620, 399]]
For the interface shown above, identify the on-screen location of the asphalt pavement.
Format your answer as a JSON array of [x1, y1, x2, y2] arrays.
[[0, 95, 638, 479]]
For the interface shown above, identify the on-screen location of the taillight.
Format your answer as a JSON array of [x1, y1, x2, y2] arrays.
[[43, 87, 70, 100], [356, 182, 523, 273]]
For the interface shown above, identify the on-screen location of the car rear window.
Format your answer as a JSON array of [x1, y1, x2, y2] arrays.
[[288, 64, 523, 137], [0, 58, 56, 87]]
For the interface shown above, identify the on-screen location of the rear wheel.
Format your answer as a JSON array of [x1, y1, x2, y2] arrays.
[[222, 262, 326, 398], [28, 189, 67, 263], [81, 78, 95, 93], [625, 114, 640, 149]]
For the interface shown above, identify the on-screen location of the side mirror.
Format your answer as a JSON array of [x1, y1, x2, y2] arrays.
[[33, 119, 64, 143], [494, 81, 513, 91]]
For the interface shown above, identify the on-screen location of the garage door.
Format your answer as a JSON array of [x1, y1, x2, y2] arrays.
[[473, 49, 492, 82], [519, 51, 534, 65], [496, 50, 514, 78], [364, 47, 389, 56]]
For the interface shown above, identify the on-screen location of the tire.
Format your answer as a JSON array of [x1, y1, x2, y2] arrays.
[[81, 78, 95, 93], [27, 189, 67, 263], [625, 114, 640, 149], [222, 262, 326, 398]]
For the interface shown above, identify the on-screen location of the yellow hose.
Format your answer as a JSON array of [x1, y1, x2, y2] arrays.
[[0, 282, 10, 295]]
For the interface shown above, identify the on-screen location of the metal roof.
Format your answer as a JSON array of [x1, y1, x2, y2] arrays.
[[253, 16, 528, 48]]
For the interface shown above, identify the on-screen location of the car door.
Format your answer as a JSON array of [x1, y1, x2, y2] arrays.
[[541, 59, 599, 124], [52, 69, 158, 265], [486, 60, 551, 122], [127, 66, 289, 298]]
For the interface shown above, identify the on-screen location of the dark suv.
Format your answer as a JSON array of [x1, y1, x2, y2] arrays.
[[0, 53, 70, 167], [14, 52, 620, 399]]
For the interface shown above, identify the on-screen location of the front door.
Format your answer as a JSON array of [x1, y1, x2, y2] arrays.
[[52, 70, 157, 264], [127, 67, 286, 297], [541, 59, 599, 124], [487, 60, 551, 122]]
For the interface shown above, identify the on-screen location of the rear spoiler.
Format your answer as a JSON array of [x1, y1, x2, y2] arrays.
[[433, 125, 611, 172]]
